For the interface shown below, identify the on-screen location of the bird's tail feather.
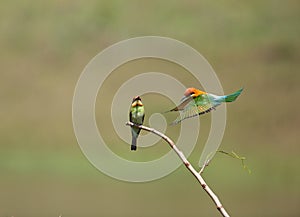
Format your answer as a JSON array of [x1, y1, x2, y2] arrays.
[[225, 88, 243, 102], [131, 136, 137, 151]]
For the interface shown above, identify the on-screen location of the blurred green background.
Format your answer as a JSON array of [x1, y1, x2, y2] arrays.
[[1, 0, 299, 216]]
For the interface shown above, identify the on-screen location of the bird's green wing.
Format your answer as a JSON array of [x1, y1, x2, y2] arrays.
[[171, 95, 217, 125]]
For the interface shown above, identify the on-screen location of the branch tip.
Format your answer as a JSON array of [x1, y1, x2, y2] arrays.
[[125, 122, 231, 217]]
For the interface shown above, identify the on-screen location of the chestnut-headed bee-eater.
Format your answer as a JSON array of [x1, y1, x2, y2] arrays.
[[168, 88, 243, 125], [129, 96, 145, 151]]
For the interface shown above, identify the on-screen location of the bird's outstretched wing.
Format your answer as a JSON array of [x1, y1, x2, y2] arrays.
[[171, 99, 217, 125], [168, 95, 193, 112]]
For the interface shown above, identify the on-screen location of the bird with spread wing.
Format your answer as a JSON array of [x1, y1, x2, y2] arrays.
[[168, 87, 243, 125]]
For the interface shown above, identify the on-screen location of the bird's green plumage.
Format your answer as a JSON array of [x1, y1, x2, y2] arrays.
[[171, 88, 243, 125], [129, 96, 145, 150], [224, 88, 243, 102]]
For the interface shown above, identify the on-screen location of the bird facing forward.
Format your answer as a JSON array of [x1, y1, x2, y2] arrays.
[[129, 96, 145, 151], [168, 87, 243, 125]]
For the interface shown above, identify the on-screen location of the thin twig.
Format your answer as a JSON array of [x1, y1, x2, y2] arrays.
[[126, 122, 230, 217], [199, 159, 210, 174], [218, 150, 251, 174]]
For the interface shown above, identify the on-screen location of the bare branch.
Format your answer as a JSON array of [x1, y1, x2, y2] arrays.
[[199, 159, 210, 174], [126, 122, 230, 217]]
